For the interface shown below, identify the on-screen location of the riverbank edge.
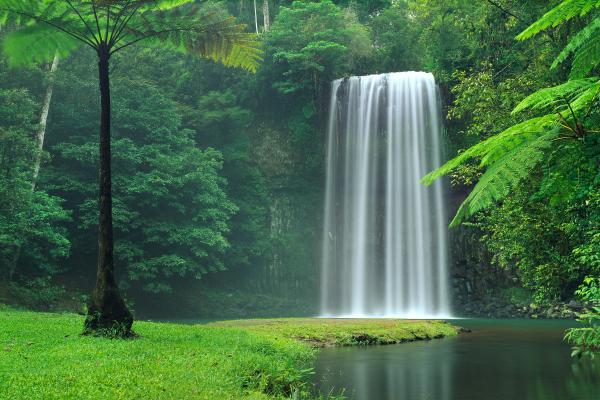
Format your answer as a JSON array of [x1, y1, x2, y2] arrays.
[[0, 305, 459, 399], [208, 318, 460, 347]]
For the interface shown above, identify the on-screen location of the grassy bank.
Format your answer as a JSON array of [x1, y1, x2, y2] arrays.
[[0, 306, 458, 399], [209, 318, 458, 347]]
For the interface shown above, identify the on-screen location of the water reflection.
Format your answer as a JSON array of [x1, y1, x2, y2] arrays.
[[315, 320, 600, 400], [317, 339, 453, 400]]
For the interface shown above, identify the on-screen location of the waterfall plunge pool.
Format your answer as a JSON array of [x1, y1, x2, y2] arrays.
[[314, 319, 600, 400]]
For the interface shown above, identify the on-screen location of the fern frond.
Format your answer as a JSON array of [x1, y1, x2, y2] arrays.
[[517, 0, 600, 40], [512, 79, 598, 114], [0, 0, 90, 65], [119, 9, 262, 72], [570, 80, 600, 111], [136, 0, 195, 11], [553, 16, 600, 70], [449, 131, 559, 227], [570, 34, 600, 78], [479, 116, 557, 165], [3, 24, 80, 65], [421, 116, 556, 186], [0, 1, 261, 71]]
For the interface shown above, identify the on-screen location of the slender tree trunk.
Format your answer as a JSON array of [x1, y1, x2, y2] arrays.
[[253, 0, 259, 34], [262, 0, 270, 32], [31, 54, 59, 191], [6, 54, 60, 281], [84, 47, 133, 335]]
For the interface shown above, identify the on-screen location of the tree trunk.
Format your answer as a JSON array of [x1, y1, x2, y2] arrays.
[[6, 54, 60, 281], [262, 0, 270, 32], [84, 47, 133, 336], [31, 54, 59, 191], [253, 0, 259, 34]]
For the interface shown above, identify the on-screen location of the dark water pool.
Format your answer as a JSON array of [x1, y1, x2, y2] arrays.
[[314, 319, 600, 400]]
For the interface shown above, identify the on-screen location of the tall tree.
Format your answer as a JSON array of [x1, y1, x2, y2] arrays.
[[0, 0, 260, 336], [32, 54, 60, 191], [262, 0, 269, 32], [253, 0, 259, 33]]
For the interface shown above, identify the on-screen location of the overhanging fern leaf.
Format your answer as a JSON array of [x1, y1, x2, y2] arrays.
[[517, 0, 600, 41], [121, 9, 262, 72], [3, 24, 80, 65], [429, 0, 600, 228], [449, 131, 559, 227], [570, 80, 600, 111], [553, 16, 600, 69], [479, 116, 557, 166], [512, 79, 598, 114], [570, 35, 600, 78], [421, 116, 556, 186]]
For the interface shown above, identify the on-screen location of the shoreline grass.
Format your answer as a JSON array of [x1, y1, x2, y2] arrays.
[[0, 306, 458, 399], [208, 318, 459, 347]]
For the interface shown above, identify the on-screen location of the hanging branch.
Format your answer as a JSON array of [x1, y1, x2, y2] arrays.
[[484, 0, 529, 25]]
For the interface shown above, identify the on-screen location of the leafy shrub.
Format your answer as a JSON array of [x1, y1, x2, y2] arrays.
[[8, 277, 66, 310], [565, 277, 600, 359]]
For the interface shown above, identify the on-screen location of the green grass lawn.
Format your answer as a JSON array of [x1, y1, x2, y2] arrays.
[[0, 306, 458, 399]]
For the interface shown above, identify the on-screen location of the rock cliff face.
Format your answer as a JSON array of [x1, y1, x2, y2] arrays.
[[446, 187, 581, 319], [249, 122, 322, 305], [242, 121, 524, 317], [446, 185, 529, 318], [449, 223, 512, 316]]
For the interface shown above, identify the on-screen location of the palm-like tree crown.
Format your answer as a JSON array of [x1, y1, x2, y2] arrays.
[[0, 0, 261, 70]]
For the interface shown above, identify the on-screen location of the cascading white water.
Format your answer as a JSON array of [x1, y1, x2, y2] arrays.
[[321, 72, 450, 318]]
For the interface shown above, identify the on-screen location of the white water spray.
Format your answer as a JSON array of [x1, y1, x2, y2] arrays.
[[321, 72, 450, 318]]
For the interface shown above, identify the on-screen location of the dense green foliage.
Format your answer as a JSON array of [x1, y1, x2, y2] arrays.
[[49, 58, 238, 293], [565, 277, 600, 358], [0, 0, 598, 355], [0, 86, 70, 281]]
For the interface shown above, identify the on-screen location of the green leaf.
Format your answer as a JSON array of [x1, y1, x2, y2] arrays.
[[516, 0, 600, 41]]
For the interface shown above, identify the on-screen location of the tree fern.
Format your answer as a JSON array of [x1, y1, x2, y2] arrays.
[[424, 0, 600, 227], [552, 16, 600, 69], [512, 78, 598, 114], [421, 116, 556, 186], [449, 131, 559, 227], [570, 34, 600, 78], [422, 114, 559, 227], [0, 0, 262, 335], [516, 0, 600, 40], [423, 77, 598, 226], [0, 1, 262, 71]]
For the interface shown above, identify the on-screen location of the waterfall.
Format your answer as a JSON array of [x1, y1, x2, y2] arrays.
[[320, 72, 450, 318]]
